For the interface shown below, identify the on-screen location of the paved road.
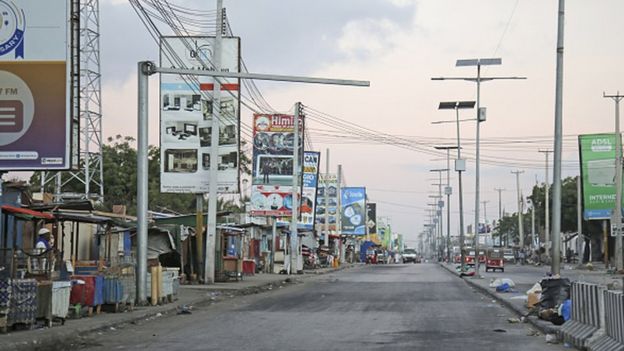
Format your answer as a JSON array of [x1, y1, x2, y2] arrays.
[[78, 264, 564, 351]]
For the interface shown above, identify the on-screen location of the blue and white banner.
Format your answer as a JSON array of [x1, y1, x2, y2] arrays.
[[341, 187, 366, 235], [300, 151, 320, 230]]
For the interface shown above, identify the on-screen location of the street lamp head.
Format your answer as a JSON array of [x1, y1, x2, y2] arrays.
[[430, 168, 449, 172], [438, 101, 475, 110], [456, 58, 502, 67], [434, 145, 460, 150]]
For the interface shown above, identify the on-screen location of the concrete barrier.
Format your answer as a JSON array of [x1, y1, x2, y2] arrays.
[[559, 282, 604, 349], [587, 290, 624, 351]]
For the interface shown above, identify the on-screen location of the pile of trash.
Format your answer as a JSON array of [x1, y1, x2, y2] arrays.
[[528, 276, 571, 326], [489, 278, 516, 293]]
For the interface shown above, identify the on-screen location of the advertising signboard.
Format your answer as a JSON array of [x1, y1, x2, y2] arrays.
[[300, 151, 320, 230], [341, 187, 366, 235], [579, 133, 623, 220], [315, 174, 338, 232], [250, 113, 303, 216], [159, 36, 241, 193], [0, 0, 73, 170], [367, 203, 377, 235]]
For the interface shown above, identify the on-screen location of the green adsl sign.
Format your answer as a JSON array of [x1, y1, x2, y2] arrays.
[[579, 133, 623, 220]]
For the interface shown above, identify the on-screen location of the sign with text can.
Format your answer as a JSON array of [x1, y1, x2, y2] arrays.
[[579, 133, 623, 220], [159, 36, 241, 193], [0, 0, 73, 170], [341, 187, 366, 235], [300, 151, 320, 230]]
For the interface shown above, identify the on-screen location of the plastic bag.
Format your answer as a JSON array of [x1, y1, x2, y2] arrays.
[[539, 278, 570, 309]]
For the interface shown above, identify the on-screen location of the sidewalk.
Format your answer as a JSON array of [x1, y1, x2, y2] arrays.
[[439, 262, 624, 336], [2, 264, 357, 351]]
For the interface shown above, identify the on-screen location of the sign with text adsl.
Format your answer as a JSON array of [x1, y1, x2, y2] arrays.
[[579, 133, 623, 220]]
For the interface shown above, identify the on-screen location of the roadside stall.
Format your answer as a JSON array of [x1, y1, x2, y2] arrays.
[[0, 205, 67, 331], [216, 226, 244, 282]]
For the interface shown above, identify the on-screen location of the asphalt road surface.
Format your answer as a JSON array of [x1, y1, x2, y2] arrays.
[[79, 264, 564, 351]]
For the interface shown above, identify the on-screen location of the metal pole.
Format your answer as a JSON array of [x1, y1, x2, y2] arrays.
[[324, 148, 329, 246], [290, 102, 301, 274], [604, 92, 624, 270], [136, 61, 150, 304], [551, 0, 565, 275], [195, 195, 204, 279], [204, 0, 224, 284], [337, 164, 343, 262], [456, 106, 466, 273], [446, 150, 451, 261], [271, 217, 277, 274], [512, 170, 525, 247], [438, 173, 443, 260], [616, 97, 622, 271], [531, 199, 536, 250], [495, 188, 504, 246], [577, 175, 583, 262], [474, 64, 482, 275], [539, 149, 552, 255]]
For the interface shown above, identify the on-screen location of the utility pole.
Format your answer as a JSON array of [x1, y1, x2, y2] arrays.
[[539, 149, 553, 256], [289, 102, 302, 274], [204, 0, 224, 284], [512, 170, 525, 248], [337, 164, 343, 263], [494, 188, 505, 246], [603, 92, 624, 271], [551, 0, 565, 276], [576, 176, 583, 262], [324, 148, 330, 247]]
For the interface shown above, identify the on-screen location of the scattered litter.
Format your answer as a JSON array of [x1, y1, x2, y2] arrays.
[[510, 295, 528, 301], [545, 334, 558, 344], [496, 282, 514, 293], [155, 313, 162, 317], [526, 329, 539, 337], [526, 283, 542, 295], [493, 329, 507, 333], [507, 318, 521, 324], [110, 327, 116, 331], [489, 278, 516, 288], [564, 342, 573, 348], [177, 305, 193, 315]]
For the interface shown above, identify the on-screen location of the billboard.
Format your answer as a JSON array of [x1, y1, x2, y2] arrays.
[[367, 203, 377, 235], [0, 0, 73, 170], [341, 187, 366, 235], [159, 36, 241, 193], [579, 133, 623, 220], [300, 151, 320, 230], [315, 174, 338, 232], [250, 114, 303, 216]]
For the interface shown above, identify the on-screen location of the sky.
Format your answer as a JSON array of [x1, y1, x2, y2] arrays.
[[12, 0, 624, 246]]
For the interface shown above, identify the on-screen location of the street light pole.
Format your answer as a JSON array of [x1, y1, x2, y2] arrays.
[[437, 101, 475, 272], [512, 170, 525, 248], [604, 92, 624, 271], [551, 0, 565, 275], [434, 59, 525, 275], [435, 146, 459, 262]]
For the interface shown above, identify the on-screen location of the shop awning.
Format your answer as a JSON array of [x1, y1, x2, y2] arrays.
[[0, 205, 55, 221]]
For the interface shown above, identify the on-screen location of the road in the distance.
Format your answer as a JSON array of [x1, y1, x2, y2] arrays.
[[80, 264, 563, 351]]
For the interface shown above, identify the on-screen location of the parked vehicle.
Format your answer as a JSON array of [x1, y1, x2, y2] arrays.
[[376, 250, 387, 264], [485, 248, 504, 272], [464, 248, 476, 266], [503, 249, 515, 263], [402, 249, 418, 263]]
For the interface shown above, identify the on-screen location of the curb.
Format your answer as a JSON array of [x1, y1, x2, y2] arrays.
[[438, 263, 559, 336], [3, 264, 358, 351]]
